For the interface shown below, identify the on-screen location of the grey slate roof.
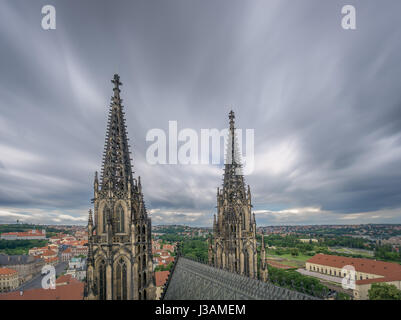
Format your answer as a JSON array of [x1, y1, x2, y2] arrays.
[[0, 253, 36, 265], [163, 257, 318, 300]]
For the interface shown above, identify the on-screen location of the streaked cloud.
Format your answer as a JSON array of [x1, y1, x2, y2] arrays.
[[0, 1, 400, 226]]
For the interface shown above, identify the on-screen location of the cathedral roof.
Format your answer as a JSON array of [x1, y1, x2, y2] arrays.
[[162, 256, 318, 300]]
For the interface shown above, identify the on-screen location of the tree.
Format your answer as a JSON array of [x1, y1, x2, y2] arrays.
[[154, 262, 174, 272], [368, 283, 401, 300], [290, 248, 299, 256], [336, 292, 351, 300]]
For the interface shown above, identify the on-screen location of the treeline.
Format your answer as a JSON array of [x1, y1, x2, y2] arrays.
[[261, 234, 370, 250], [156, 226, 188, 234], [0, 224, 72, 236], [0, 239, 48, 255], [267, 265, 351, 300], [154, 262, 174, 272], [181, 239, 208, 262], [0, 224, 40, 233], [374, 244, 401, 263], [158, 234, 207, 243], [369, 283, 401, 300], [321, 236, 369, 249], [158, 234, 185, 242]]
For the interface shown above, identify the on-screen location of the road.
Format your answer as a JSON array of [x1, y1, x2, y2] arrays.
[[16, 261, 68, 291], [296, 268, 354, 297], [297, 268, 343, 284]]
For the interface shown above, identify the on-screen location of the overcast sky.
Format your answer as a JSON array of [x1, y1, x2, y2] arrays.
[[0, 0, 401, 226]]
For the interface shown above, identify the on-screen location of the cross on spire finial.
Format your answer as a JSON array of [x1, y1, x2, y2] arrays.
[[229, 110, 235, 121], [229, 110, 235, 131], [111, 74, 122, 92]]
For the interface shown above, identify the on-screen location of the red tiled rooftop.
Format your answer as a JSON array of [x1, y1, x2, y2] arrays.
[[0, 268, 18, 276], [155, 271, 169, 287], [307, 253, 401, 284], [56, 274, 80, 286], [0, 282, 84, 300], [41, 250, 57, 257]]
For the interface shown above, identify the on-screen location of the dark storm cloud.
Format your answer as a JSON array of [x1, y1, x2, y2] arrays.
[[0, 0, 401, 225]]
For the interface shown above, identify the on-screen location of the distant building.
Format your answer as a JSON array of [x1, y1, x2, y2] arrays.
[[382, 236, 401, 246], [41, 250, 59, 266], [0, 254, 44, 283], [68, 257, 85, 269], [49, 236, 62, 244], [162, 244, 175, 252], [61, 248, 73, 262], [306, 254, 401, 300], [0, 267, 19, 292], [0, 229, 46, 240], [152, 240, 162, 251], [74, 230, 88, 241], [66, 258, 86, 281], [153, 256, 174, 269], [71, 245, 88, 257], [29, 244, 59, 257]]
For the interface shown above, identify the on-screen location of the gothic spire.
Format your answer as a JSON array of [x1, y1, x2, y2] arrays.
[[223, 110, 245, 198], [212, 111, 258, 279], [100, 74, 134, 192], [228, 110, 236, 164]]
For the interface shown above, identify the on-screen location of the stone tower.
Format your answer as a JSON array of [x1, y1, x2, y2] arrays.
[[85, 74, 155, 300], [211, 111, 258, 279]]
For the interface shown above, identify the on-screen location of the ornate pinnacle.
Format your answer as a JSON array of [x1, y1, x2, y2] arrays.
[[261, 231, 265, 250], [111, 74, 122, 103], [111, 74, 122, 92], [94, 171, 99, 190], [229, 110, 235, 128], [88, 209, 93, 225]]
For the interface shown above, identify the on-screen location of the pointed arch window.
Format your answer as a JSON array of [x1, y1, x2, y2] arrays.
[[114, 205, 125, 233], [103, 207, 110, 233], [98, 260, 106, 300], [115, 258, 127, 300], [142, 225, 146, 241], [138, 273, 142, 289]]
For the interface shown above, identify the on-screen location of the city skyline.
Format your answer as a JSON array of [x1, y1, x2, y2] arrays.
[[1, 1, 401, 227]]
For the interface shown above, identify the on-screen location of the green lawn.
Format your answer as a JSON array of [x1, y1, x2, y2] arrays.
[[265, 251, 311, 267], [270, 253, 311, 262], [329, 247, 374, 257]]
